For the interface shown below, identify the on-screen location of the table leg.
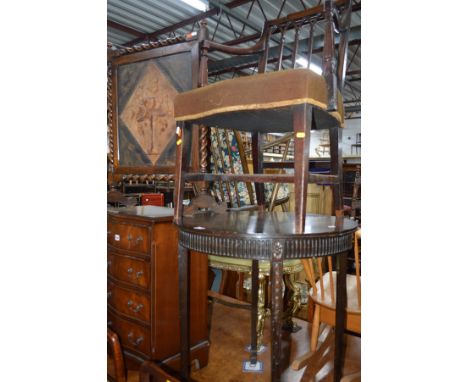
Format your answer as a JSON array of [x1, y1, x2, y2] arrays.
[[270, 241, 285, 382], [250, 259, 259, 364], [178, 243, 190, 381], [334, 250, 348, 382]]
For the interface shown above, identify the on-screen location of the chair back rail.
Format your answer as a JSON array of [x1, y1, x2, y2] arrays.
[[201, 0, 353, 112], [191, 0, 352, 215]]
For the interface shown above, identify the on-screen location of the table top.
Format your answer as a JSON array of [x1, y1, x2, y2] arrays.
[[176, 211, 357, 260], [177, 211, 356, 237]]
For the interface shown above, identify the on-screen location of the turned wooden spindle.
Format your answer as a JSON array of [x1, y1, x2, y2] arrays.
[[198, 19, 210, 194]]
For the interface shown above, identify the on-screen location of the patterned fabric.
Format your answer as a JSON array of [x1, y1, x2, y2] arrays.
[[209, 128, 289, 207]]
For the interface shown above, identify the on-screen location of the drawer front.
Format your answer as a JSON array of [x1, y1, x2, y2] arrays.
[[109, 221, 150, 254], [107, 253, 150, 289], [107, 309, 151, 357], [107, 281, 151, 323]]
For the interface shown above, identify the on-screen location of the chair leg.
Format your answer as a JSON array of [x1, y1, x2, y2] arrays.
[[250, 260, 259, 364], [311, 304, 321, 352], [252, 132, 265, 207], [329, 125, 343, 214], [178, 244, 190, 380], [293, 104, 312, 233], [174, 122, 191, 224]]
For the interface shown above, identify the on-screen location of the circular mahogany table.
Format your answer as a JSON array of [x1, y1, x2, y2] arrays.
[[176, 211, 357, 382]]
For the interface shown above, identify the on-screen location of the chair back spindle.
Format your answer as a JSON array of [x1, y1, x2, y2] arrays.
[[327, 256, 335, 305]]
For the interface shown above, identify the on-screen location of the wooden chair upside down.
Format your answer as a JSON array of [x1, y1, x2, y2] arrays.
[[172, 1, 355, 381]]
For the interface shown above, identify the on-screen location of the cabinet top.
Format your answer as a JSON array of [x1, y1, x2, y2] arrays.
[[108, 205, 174, 222]]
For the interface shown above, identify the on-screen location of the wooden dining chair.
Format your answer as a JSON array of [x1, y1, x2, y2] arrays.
[[108, 328, 182, 382], [173, 0, 354, 378], [173, 0, 354, 231], [107, 328, 138, 382], [292, 228, 361, 370]]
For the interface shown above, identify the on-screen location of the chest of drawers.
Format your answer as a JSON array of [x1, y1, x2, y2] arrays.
[[107, 206, 209, 370]]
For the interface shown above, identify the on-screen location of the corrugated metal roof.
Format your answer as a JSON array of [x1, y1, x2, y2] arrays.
[[108, 0, 360, 109]]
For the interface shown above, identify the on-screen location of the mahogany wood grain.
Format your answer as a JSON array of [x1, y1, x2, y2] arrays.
[[107, 208, 209, 372], [108, 279, 151, 323], [108, 219, 151, 254], [108, 252, 151, 290], [108, 308, 151, 358]]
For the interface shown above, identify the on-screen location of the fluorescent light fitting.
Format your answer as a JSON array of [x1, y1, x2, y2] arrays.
[[296, 57, 323, 75], [180, 0, 208, 11]]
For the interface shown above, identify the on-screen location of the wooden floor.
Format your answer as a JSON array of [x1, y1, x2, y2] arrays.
[[191, 301, 360, 382]]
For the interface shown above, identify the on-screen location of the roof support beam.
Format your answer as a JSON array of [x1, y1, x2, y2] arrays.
[[208, 26, 360, 76], [124, 0, 253, 46], [107, 20, 147, 38], [219, 2, 361, 47]]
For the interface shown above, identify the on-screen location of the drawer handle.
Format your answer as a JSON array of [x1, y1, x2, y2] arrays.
[[127, 332, 143, 347], [136, 236, 143, 244], [127, 300, 144, 313], [133, 304, 144, 313], [127, 268, 143, 279], [127, 234, 133, 242], [107, 291, 112, 299]]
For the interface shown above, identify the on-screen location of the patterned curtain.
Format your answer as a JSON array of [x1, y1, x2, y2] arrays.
[[209, 128, 289, 207]]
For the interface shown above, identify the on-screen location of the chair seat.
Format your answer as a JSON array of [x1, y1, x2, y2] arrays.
[[174, 68, 344, 132], [309, 271, 361, 314], [208, 255, 303, 274]]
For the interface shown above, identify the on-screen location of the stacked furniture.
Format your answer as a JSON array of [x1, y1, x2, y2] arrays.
[[172, 1, 357, 382], [208, 127, 304, 347]]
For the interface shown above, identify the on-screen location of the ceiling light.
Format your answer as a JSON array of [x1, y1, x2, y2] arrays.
[[296, 57, 323, 75], [180, 0, 208, 11]]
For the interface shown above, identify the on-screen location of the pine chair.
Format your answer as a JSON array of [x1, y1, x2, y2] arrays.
[[292, 228, 361, 370]]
